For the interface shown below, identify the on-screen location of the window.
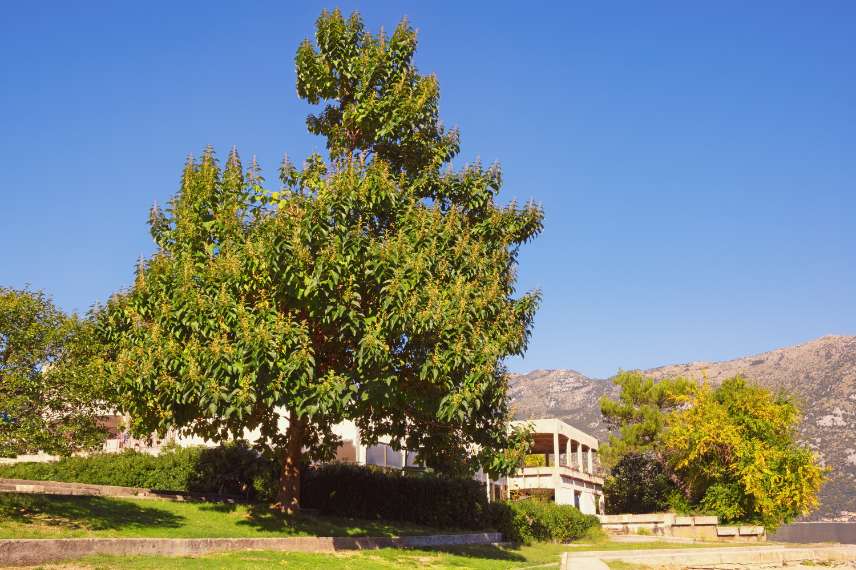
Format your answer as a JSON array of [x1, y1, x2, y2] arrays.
[[366, 444, 386, 466]]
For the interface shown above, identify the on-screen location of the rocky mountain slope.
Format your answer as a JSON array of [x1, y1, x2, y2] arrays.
[[509, 335, 856, 521]]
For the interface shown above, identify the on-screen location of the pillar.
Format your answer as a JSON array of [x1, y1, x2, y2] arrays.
[[578, 443, 584, 472], [553, 424, 560, 478], [588, 447, 594, 474], [565, 437, 572, 468], [354, 427, 366, 465]]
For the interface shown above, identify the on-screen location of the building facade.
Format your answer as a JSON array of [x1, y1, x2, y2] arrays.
[[504, 418, 605, 514]]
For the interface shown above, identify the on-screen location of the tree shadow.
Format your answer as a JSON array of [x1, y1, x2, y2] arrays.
[[416, 544, 527, 562], [196, 501, 239, 514], [0, 493, 184, 531], [224, 502, 442, 538]]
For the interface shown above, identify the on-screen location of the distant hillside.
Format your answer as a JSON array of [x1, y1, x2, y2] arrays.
[[509, 335, 856, 521]]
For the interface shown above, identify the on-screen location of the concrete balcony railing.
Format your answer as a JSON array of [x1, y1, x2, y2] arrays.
[[511, 464, 605, 485]]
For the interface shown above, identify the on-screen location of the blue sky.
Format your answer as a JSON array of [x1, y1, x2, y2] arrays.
[[1, 1, 853, 378]]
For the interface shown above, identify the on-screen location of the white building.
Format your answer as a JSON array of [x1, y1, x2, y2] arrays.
[[503, 418, 605, 514]]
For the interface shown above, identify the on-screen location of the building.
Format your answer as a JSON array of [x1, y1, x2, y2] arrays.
[[504, 418, 605, 514]]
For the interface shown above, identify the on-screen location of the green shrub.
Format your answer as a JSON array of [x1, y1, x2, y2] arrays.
[[603, 452, 675, 514], [300, 463, 489, 530], [487, 499, 600, 544], [0, 442, 275, 499], [523, 454, 547, 467]]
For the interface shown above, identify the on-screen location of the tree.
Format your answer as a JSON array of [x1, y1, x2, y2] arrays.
[[664, 377, 827, 529], [0, 287, 106, 456], [600, 373, 826, 529], [99, 9, 542, 511], [599, 371, 694, 465]]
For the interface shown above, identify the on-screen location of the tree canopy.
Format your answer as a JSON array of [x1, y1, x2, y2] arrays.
[[0, 287, 106, 457], [599, 371, 694, 465], [600, 373, 826, 528], [99, 9, 541, 509], [664, 377, 826, 528]]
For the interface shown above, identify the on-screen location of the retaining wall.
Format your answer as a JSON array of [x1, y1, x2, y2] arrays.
[[0, 478, 244, 503], [0, 533, 503, 566], [596, 513, 765, 542]]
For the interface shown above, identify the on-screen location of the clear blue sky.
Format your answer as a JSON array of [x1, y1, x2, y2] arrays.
[[2, 1, 854, 378]]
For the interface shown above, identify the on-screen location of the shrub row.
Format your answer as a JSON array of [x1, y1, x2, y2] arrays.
[[0, 442, 274, 499], [0, 450, 601, 542], [487, 499, 601, 544], [300, 462, 489, 530]]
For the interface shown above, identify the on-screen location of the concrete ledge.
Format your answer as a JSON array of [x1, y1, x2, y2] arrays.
[[597, 513, 673, 525], [561, 546, 856, 570], [0, 533, 503, 566]]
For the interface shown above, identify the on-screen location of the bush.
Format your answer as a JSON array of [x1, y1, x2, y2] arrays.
[[486, 499, 600, 544], [0, 442, 275, 499], [300, 463, 489, 530], [603, 452, 675, 514], [523, 454, 546, 467]]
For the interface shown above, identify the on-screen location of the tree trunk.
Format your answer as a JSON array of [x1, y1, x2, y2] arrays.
[[277, 413, 306, 513]]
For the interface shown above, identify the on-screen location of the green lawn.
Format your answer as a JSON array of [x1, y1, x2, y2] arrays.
[[0, 493, 445, 539], [0, 493, 765, 569]]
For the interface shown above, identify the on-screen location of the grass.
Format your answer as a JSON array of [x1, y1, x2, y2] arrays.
[[0, 494, 772, 569], [21, 544, 573, 569], [21, 540, 768, 570], [606, 562, 651, 570], [0, 493, 446, 539]]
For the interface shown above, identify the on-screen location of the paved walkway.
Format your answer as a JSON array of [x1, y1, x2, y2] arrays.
[[561, 545, 856, 570]]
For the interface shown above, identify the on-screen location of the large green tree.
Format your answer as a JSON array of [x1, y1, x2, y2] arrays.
[[0, 287, 106, 456], [99, 10, 541, 510]]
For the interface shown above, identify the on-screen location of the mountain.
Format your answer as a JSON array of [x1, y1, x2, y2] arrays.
[[508, 335, 856, 521]]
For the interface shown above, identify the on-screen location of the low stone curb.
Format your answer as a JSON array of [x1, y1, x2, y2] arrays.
[[0, 533, 502, 566], [0, 478, 246, 503], [560, 545, 856, 570]]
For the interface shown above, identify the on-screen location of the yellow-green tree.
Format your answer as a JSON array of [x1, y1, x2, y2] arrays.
[[601, 373, 826, 528], [664, 377, 827, 528], [0, 287, 106, 456]]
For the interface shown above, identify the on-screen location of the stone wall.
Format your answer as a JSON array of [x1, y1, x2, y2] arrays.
[[0, 533, 504, 566], [596, 513, 766, 542]]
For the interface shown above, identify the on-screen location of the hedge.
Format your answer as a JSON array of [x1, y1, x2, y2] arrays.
[[487, 499, 600, 544], [300, 462, 489, 530], [0, 442, 274, 499], [0, 450, 601, 542]]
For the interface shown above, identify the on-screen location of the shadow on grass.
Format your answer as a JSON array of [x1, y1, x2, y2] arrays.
[[0, 493, 184, 531], [419, 544, 527, 562], [193, 501, 448, 538], [237, 503, 426, 537]]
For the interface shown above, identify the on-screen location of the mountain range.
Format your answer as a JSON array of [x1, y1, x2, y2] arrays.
[[508, 335, 856, 521]]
